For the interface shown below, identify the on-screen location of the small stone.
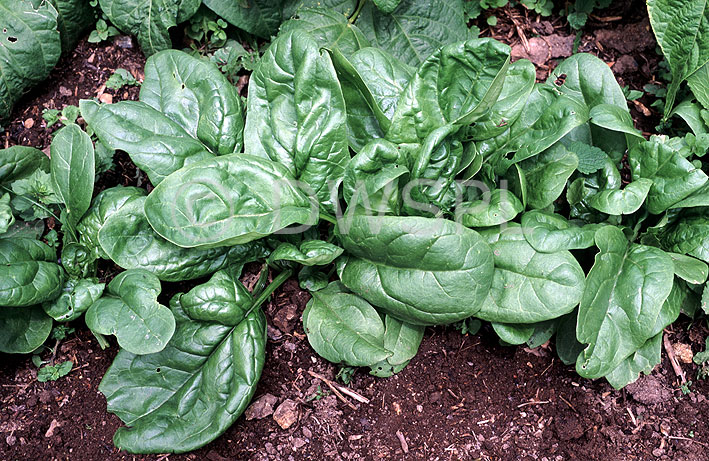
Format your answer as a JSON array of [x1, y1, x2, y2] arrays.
[[429, 392, 441, 403], [292, 437, 307, 449], [273, 305, 299, 334], [265, 442, 277, 455], [59, 86, 72, 97], [6, 435, 16, 446], [245, 393, 278, 420], [114, 35, 133, 49], [23, 118, 34, 129], [45, 419, 60, 438], [99, 93, 113, 104], [26, 396, 37, 408], [613, 55, 639, 75], [652, 448, 664, 457], [673, 343, 693, 364], [273, 399, 299, 429], [302, 427, 312, 439], [87, 53, 95, 64]]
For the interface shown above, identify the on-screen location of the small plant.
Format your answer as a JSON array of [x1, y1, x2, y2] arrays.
[[43, 105, 80, 129], [37, 360, 73, 382], [306, 384, 330, 401], [336, 366, 356, 384], [105, 69, 138, 90]]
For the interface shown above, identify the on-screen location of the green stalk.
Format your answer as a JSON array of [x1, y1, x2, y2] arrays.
[[349, 0, 367, 24], [319, 212, 337, 225], [249, 269, 293, 313]]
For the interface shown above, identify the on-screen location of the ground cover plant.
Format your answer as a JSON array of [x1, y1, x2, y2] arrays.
[[1, 0, 709, 456]]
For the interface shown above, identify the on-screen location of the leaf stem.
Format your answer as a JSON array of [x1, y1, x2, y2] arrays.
[[319, 212, 337, 225], [250, 269, 292, 312], [349, 0, 366, 24]]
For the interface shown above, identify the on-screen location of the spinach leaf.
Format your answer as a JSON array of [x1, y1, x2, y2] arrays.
[[0, 305, 53, 354], [99, 268, 265, 453], [43, 278, 104, 322], [521, 211, 600, 253], [0, 0, 61, 121], [50, 0, 94, 52], [268, 240, 343, 266], [0, 146, 50, 185], [244, 29, 349, 214], [281, 7, 369, 56], [368, 315, 423, 377], [0, 238, 64, 307], [99, 197, 268, 281], [492, 322, 535, 345], [519, 143, 578, 210], [576, 226, 674, 379], [337, 216, 494, 325], [144, 154, 316, 248], [140, 50, 244, 155], [85, 269, 175, 355], [458, 189, 523, 228], [476, 225, 585, 324], [587, 178, 652, 215], [50, 124, 94, 228]]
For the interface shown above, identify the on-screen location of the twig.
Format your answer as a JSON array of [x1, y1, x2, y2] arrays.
[[517, 399, 551, 408], [626, 407, 637, 427], [668, 436, 708, 447], [308, 371, 369, 410], [396, 430, 409, 454], [663, 332, 686, 384], [559, 395, 577, 412]]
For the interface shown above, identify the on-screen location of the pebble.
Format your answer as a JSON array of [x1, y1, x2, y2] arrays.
[[245, 393, 278, 420], [99, 93, 113, 104], [23, 118, 34, 129], [273, 399, 299, 429]]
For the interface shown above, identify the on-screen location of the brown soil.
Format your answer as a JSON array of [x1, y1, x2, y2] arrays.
[[2, 3, 708, 461]]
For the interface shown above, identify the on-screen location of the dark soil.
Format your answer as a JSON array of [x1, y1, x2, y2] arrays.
[[2, 3, 708, 461]]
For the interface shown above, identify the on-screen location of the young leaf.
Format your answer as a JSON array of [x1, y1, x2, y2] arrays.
[[85, 269, 175, 355], [37, 360, 73, 382], [521, 211, 600, 253], [0, 239, 64, 307], [520, 143, 578, 209], [268, 240, 344, 266], [244, 29, 349, 214], [587, 179, 652, 215], [50, 124, 95, 228], [99, 269, 266, 453], [492, 322, 534, 345], [43, 278, 105, 322], [457, 189, 523, 228], [568, 141, 609, 175], [369, 315, 424, 377]]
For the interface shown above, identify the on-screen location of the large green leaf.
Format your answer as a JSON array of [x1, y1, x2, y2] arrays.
[[492, 322, 534, 345], [76, 186, 146, 260], [80, 100, 213, 185], [386, 38, 510, 147], [475, 225, 585, 324], [50, 124, 94, 228], [0, 238, 64, 307], [605, 333, 663, 389], [202, 0, 286, 38], [303, 282, 393, 366], [144, 154, 315, 248], [331, 47, 413, 151], [99, 268, 266, 453], [587, 179, 652, 215], [576, 226, 674, 379], [98, 0, 200, 56], [647, 0, 709, 116], [99, 197, 268, 281], [658, 213, 709, 263], [244, 29, 349, 213], [280, 7, 369, 56], [521, 211, 600, 253], [0, 146, 49, 185], [355, 0, 470, 65], [0, 0, 61, 122], [629, 139, 708, 214], [0, 305, 52, 353], [519, 143, 579, 210], [85, 269, 175, 354], [457, 189, 523, 228], [337, 216, 494, 325], [140, 50, 244, 155]]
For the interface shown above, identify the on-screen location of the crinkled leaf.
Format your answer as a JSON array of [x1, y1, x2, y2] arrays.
[[0, 238, 64, 307], [99, 269, 265, 453], [520, 143, 578, 209], [576, 226, 674, 379], [43, 278, 104, 322], [0, 306, 52, 354], [280, 7, 368, 56], [355, 0, 470, 65], [85, 269, 175, 355], [303, 282, 392, 366], [567, 141, 608, 175], [587, 179, 652, 215], [658, 213, 709, 263], [244, 29, 349, 213], [0, 193, 14, 234], [337, 216, 494, 325], [521, 211, 600, 253], [268, 240, 343, 266], [458, 189, 523, 228], [99, 197, 268, 281], [629, 139, 708, 214], [80, 100, 213, 185], [475, 225, 585, 324], [140, 50, 244, 155], [144, 154, 315, 248]]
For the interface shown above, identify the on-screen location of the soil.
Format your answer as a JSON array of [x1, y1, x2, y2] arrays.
[[2, 2, 708, 461]]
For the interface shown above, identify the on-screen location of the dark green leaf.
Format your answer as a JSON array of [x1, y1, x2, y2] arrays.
[[50, 124, 94, 228], [0, 306, 52, 353]]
